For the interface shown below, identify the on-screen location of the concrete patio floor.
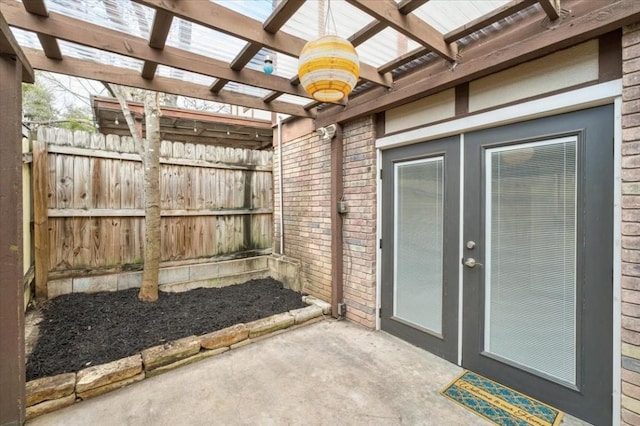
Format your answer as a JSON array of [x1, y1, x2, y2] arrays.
[[26, 320, 589, 425]]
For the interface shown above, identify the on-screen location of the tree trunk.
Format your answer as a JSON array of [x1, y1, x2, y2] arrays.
[[139, 91, 161, 301]]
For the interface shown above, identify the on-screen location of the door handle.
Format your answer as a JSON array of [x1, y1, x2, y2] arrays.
[[464, 258, 483, 268]]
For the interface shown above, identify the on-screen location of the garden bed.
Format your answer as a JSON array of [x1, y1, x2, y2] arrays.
[[25, 277, 330, 420], [27, 277, 307, 381]]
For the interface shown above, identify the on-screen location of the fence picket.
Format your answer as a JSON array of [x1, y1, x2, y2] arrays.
[[37, 129, 273, 274]]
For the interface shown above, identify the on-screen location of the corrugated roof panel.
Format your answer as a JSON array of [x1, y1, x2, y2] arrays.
[[276, 93, 312, 106], [357, 27, 421, 68], [408, 0, 510, 33], [44, 0, 154, 38], [58, 40, 144, 71], [281, 0, 373, 41], [10, 27, 41, 50], [211, 0, 274, 23], [155, 65, 213, 86], [164, 18, 245, 63]]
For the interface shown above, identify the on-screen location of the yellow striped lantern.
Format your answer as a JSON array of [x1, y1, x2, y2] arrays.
[[298, 35, 360, 103]]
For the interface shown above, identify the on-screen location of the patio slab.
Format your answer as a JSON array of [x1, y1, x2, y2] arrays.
[[25, 320, 588, 425]]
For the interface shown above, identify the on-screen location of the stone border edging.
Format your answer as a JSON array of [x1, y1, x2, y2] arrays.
[[25, 297, 330, 420]]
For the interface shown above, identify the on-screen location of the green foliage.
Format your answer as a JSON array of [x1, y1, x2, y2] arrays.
[[22, 82, 56, 123], [22, 81, 95, 133], [58, 106, 95, 133]]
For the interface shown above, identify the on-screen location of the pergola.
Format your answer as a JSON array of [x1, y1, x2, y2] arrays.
[[1, 0, 640, 423]]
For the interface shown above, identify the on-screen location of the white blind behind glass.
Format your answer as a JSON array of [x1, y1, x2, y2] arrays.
[[485, 139, 577, 384], [394, 158, 444, 334]]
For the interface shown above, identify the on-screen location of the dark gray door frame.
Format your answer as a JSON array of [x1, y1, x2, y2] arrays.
[[462, 105, 614, 426]]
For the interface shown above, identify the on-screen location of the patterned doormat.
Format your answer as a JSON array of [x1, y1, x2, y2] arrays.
[[440, 371, 563, 426]]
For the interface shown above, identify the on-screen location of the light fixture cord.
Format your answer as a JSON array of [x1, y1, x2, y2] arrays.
[[324, 0, 337, 36]]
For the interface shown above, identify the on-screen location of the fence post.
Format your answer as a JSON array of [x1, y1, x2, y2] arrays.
[[33, 138, 49, 299]]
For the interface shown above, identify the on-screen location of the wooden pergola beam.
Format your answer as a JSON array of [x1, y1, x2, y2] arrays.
[[397, 0, 430, 15], [24, 48, 313, 118], [316, 0, 640, 127], [0, 2, 312, 99], [141, 10, 173, 79], [349, 20, 387, 47], [0, 10, 33, 82], [444, 0, 538, 43], [22, 0, 61, 59], [377, 46, 429, 74], [344, 0, 455, 62], [539, 0, 561, 21], [263, 0, 305, 33], [132, 0, 391, 88]]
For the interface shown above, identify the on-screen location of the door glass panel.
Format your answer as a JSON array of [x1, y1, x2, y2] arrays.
[[394, 157, 444, 334], [484, 138, 577, 384]]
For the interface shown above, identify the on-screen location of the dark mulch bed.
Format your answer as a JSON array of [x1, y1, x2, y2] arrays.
[[26, 277, 306, 381]]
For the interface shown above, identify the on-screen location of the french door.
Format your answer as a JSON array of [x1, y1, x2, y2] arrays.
[[381, 105, 613, 425], [380, 136, 460, 363]]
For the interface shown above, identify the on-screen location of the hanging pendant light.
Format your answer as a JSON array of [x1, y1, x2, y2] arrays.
[[297, 0, 359, 103]]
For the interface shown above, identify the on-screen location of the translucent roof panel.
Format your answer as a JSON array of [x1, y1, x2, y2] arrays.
[[282, 0, 373, 41], [244, 50, 299, 80], [59, 40, 144, 71], [407, 0, 511, 34], [211, 0, 275, 23], [11, 27, 41, 50], [155, 65, 213, 87], [165, 18, 246, 63], [223, 82, 271, 99], [357, 27, 421, 68], [44, 0, 154, 38], [276, 94, 313, 106]]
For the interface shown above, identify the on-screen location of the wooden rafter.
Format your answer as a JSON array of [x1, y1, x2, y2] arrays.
[[316, 0, 640, 127], [0, 10, 33, 82], [0, 2, 312, 99], [21, 0, 61, 59], [444, 0, 538, 43], [24, 48, 312, 117], [397, 0, 430, 15], [132, 0, 391, 88], [263, 0, 306, 33], [349, 20, 387, 47], [377, 46, 428, 74], [539, 0, 561, 21], [141, 10, 173, 79], [344, 0, 455, 62], [211, 0, 304, 95]]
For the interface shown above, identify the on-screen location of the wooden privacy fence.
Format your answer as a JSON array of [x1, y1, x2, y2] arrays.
[[33, 128, 273, 294]]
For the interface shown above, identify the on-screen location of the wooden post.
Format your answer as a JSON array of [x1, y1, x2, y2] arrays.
[[0, 55, 26, 425], [330, 125, 344, 318], [32, 138, 49, 299]]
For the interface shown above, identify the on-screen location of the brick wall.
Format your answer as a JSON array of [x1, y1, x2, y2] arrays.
[[273, 130, 333, 302], [274, 117, 379, 327], [342, 117, 377, 327], [622, 23, 640, 426]]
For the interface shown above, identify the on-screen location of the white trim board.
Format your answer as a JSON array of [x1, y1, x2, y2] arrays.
[[376, 79, 622, 151]]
